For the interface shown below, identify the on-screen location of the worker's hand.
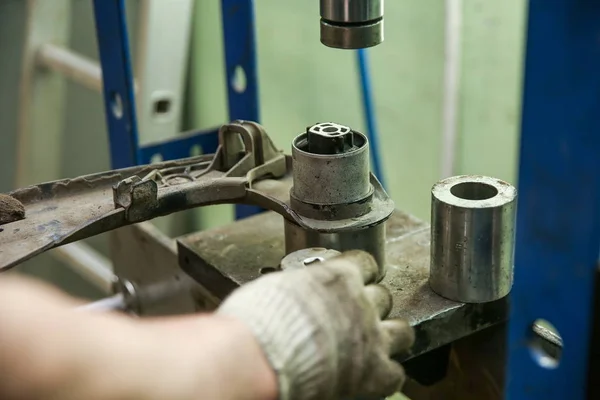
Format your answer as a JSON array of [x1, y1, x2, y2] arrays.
[[218, 250, 415, 400]]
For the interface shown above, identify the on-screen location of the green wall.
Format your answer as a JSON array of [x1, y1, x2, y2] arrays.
[[458, 0, 524, 181], [188, 0, 525, 223]]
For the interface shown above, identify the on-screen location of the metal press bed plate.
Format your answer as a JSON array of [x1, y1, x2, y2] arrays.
[[177, 210, 507, 361]]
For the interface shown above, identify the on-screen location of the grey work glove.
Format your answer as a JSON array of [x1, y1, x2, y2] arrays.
[[217, 250, 414, 400]]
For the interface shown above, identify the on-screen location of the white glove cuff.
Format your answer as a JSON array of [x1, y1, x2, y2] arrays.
[[217, 277, 337, 400]]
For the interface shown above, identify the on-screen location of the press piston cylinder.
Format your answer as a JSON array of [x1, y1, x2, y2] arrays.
[[429, 175, 517, 303], [320, 0, 384, 49], [286, 122, 387, 280]]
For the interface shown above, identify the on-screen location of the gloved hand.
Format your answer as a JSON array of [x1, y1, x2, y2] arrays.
[[217, 250, 414, 400]]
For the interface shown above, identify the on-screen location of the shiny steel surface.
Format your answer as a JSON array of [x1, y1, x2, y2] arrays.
[[320, 0, 383, 23], [77, 293, 127, 312], [429, 175, 517, 303], [280, 248, 341, 271], [284, 220, 386, 280]]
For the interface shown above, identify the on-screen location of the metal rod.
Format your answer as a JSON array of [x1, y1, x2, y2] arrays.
[[51, 242, 115, 294], [36, 43, 103, 92], [440, 0, 462, 178], [77, 293, 126, 312], [77, 280, 191, 314]]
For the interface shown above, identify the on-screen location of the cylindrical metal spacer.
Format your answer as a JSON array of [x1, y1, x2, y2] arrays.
[[429, 175, 517, 303]]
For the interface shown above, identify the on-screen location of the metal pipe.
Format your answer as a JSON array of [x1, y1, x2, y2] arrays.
[[51, 242, 115, 294], [36, 44, 103, 92], [77, 279, 190, 314], [440, 0, 462, 178], [429, 175, 517, 303]]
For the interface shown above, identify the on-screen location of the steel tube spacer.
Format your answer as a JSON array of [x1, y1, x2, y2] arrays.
[[429, 175, 517, 303]]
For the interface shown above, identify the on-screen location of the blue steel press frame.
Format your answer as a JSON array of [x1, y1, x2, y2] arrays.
[[506, 1, 600, 399]]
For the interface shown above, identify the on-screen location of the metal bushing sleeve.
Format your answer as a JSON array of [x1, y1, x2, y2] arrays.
[[429, 175, 517, 303], [291, 125, 371, 206]]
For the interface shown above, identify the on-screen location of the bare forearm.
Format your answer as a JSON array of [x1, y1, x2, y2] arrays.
[[0, 277, 277, 400], [132, 316, 279, 400]]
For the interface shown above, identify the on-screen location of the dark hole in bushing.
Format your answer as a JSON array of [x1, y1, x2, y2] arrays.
[[295, 132, 365, 155], [154, 98, 171, 115], [260, 267, 277, 275], [450, 182, 498, 200]]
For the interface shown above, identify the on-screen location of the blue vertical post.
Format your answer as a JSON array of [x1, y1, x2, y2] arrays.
[[221, 0, 262, 219], [93, 0, 220, 167], [93, 0, 262, 219], [92, 0, 140, 169], [356, 49, 386, 188], [505, 1, 600, 399]]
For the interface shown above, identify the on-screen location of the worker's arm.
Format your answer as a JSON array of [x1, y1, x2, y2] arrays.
[[0, 278, 277, 400], [0, 251, 413, 400]]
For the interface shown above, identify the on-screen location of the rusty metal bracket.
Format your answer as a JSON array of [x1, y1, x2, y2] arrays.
[[0, 121, 289, 270]]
